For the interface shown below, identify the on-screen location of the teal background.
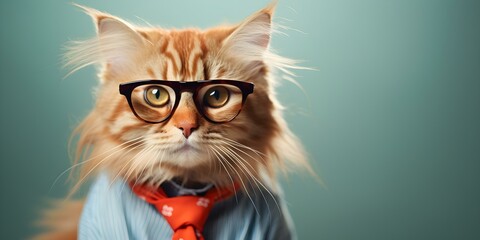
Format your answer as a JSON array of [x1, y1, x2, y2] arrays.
[[1, 0, 479, 239]]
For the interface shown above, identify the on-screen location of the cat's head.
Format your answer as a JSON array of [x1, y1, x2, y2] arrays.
[[67, 3, 311, 191]]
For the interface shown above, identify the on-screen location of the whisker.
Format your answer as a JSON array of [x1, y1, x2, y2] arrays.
[[217, 145, 268, 212], [133, 144, 162, 187], [211, 145, 260, 216], [207, 146, 238, 203], [220, 137, 268, 158], [219, 144, 280, 214], [124, 143, 155, 182], [50, 136, 144, 192], [216, 137, 280, 212], [69, 138, 146, 196], [217, 140, 263, 165], [109, 142, 151, 190], [120, 145, 156, 193], [102, 142, 148, 191], [205, 145, 214, 176]]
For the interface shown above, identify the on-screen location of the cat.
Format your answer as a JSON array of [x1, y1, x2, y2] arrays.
[[35, 1, 312, 239]]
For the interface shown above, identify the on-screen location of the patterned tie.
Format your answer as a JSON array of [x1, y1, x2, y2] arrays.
[[131, 183, 236, 240]]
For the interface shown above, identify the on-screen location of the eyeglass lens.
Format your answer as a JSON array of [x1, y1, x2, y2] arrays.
[[129, 83, 244, 123]]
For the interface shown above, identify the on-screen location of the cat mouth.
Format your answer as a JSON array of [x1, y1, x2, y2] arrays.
[[171, 142, 200, 153]]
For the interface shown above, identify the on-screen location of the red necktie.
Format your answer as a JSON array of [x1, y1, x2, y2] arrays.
[[131, 184, 236, 240]]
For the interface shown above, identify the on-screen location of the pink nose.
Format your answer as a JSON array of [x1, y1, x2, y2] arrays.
[[176, 121, 198, 139], [171, 103, 199, 139]]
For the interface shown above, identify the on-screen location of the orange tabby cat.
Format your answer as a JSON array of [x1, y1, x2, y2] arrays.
[[35, 2, 312, 239]]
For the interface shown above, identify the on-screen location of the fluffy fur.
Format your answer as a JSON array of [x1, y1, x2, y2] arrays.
[[35, 2, 312, 239]]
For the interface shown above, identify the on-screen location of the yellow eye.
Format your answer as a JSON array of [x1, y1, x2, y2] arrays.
[[204, 86, 229, 108], [145, 86, 170, 107]]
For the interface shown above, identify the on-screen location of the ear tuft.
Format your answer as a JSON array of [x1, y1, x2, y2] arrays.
[[71, 3, 105, 31], [65, 4, 145, 80], [72, 4, 142, 42], [223, 5, 274, 53], [218, 2, 278, 77]]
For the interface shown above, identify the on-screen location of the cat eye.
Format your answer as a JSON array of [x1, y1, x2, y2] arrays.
[[119, 80, 254, 123], [145, 86, 170, 107], [204, 86, 229, 108]]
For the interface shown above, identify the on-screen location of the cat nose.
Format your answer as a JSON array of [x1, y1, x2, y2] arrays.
[[171, 106, 199, 139], [176, 120, 198, 139], [171, 93, 199, 139]]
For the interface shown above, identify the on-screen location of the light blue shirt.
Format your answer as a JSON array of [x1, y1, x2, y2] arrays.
[[79, 173, 296, 240]]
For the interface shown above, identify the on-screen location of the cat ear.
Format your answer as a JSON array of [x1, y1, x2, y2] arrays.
[[222, 2, 276, 64], [76, 5, 141, 41], [66, 4, 145, 79]]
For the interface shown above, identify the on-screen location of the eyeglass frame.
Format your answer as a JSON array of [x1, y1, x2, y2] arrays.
[[119, 79, 255, 124]]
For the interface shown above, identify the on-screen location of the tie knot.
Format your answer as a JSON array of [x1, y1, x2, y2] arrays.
[[156, 196, 213, 231]]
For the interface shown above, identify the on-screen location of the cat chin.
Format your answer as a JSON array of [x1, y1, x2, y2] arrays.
[[138, 159, 226, 186], [161, 147, 210, 168], [170, 141, 200, 154], [168, 151, 205, 166]]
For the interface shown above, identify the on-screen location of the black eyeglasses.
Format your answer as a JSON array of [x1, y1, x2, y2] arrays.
[[119, 80, 254, 123]]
